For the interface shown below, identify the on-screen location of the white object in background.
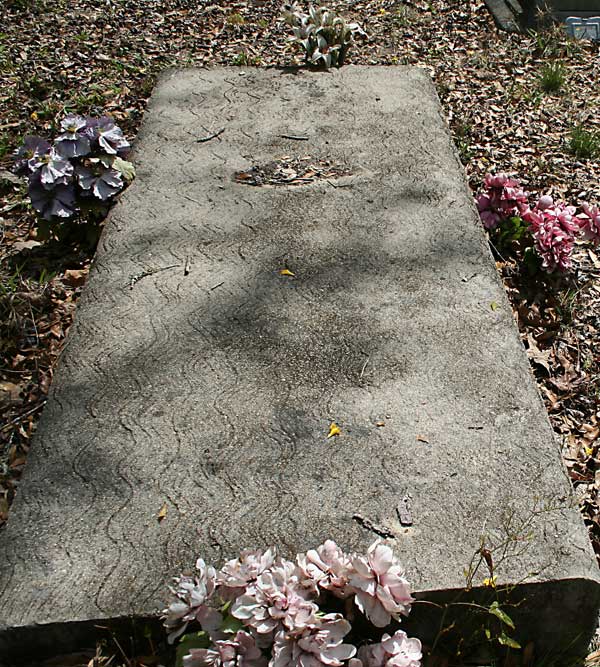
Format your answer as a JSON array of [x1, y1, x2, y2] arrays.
[[565, 16, 600, 40]]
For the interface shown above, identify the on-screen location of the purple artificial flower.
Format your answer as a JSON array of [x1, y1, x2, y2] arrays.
[[76, 160, 123, 200], [13, 136, 51, 175], [231, 558, 318, 635], [183, 630, 267, 667], [28, 175, 77, 219], [270, 614, 356, 667], [163, 558, 222, 644], [82, 116, 100, 141], [349, 541, 413, 628], [297, 540, 352, 598], [357, 630, 421, 667], [28, 147, 73, 188], [218, 548, 277, 601], [96, 116, 130, 155], [577, 203, 600, 244], [55, 114, 91, 158]]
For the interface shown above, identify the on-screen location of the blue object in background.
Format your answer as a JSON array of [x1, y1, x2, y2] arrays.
[[565, 15, 600, 39]]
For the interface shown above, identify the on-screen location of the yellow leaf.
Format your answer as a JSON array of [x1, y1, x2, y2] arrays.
[[158, 502, 168, 522], [585, 446, 594, 457], [490, 302, 499, 311], [327, 422, 341, 438], [30, 111, 38, 121], [483, 575, 497, 588], [279, 269, 295, 277]]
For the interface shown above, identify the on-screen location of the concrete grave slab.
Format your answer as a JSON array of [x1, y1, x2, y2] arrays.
[[1, 67, 599, 661]]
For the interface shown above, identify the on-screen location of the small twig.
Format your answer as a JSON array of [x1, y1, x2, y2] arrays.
[[129, 264, 179, 289], [197, 127, 225, 143], [487, 238, 507, 263], [326, 179, 353, 189], [1, 400, 47, 432], [280, 134, 309, 141], [352, 513, 395, 538], [184, 257, 192, 276], [359, 356, 370, 380], [210, 281, 224, 291]]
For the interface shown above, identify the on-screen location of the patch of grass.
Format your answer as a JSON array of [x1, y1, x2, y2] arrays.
[[226, 12, 245, 26], [455, 137, 473, 165], [231, 52, 262, 66], [538, 61, 566, 93], [568, 125, 600, 160]]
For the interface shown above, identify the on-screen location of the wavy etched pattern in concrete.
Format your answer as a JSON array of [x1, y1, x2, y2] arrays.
[[0, 67, 598, 657]]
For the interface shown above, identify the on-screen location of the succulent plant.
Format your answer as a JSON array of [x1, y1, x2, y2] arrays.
[[281, 3, 366, 68]]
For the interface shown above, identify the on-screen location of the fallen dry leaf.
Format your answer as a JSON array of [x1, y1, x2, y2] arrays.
[[526, 333, 551, 374], [61, 269, 88, 288], [0, 381, 21, 407], [279, 269, 295, 277], [157, 502, 168, 522], [327, 423, 341, 439]]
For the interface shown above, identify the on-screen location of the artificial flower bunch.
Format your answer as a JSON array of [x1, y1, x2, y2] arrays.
[[14, 113, 135, 221], [281, 3, 366, 68], [164, 540, 422, 667], [476, 173, 600, 273]]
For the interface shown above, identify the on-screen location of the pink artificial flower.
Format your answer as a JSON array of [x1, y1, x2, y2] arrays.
[[270, 614, 356, 667], [537, 194, 554, 210], [164, 558, 222, 643], [577, 203, 600, 244], [357, 630, 422, 667], [219, 548, 277, 600], [297, 540, 353, 598], [476, 194, 501, 230], [184, 630, 267, 667], [349, 541, 413, 627], [523, 199, 578, 272], [476, 173, 528, 230], [232, 558, 318, 635]]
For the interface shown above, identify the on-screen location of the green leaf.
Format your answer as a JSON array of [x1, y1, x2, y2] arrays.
[[497, 632, 521, 650], [489, 601, 515, 629], [113, 156, 136, 181], [490, 301, 500, 311], [176, 631, 210, 667], [484, 628, 491, 640], [220, 614, 244, 634]]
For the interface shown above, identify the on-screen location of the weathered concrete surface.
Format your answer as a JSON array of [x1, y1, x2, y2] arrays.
[[1, 67, 599, 660]]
